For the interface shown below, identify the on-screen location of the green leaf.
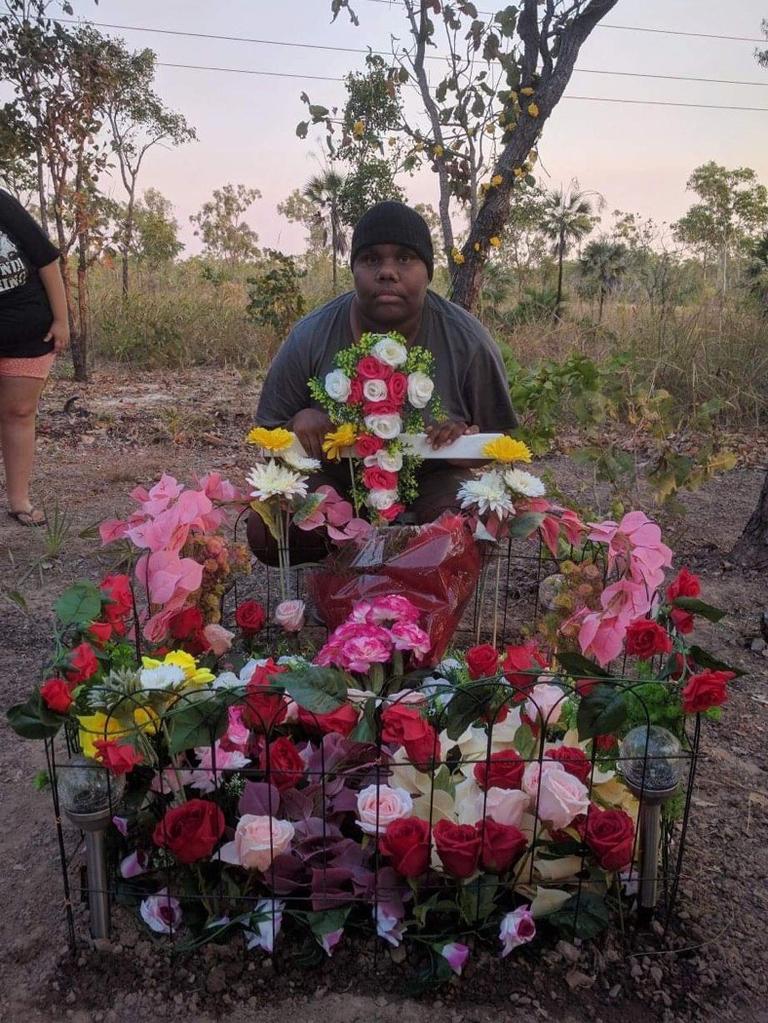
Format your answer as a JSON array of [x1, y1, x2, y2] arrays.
[[7, 695, 62, 740], [556, 652, 611, 680], [507, 512, 545, 538], [687, 645, 744, 677], [33, 770, 51, 791], [166, 700, 228, 755], [307, 906, 350, 940], [444, 682, 496, 740], [513, 723, 536, 759], [295, 121, 309, 139], [349, 697, 377, 742], [549, 892, 610, 939], [281, 668, 347, 715], [577, 684, 627, 741], [55, 580, 102, 627], [671, 597, 725, 622], [459, 875, 498, 925], [308, 104, 329, 120]]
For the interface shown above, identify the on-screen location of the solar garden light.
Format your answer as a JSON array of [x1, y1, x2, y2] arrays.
[[58, 755, 125, 940], [618, 726, 685, 921]]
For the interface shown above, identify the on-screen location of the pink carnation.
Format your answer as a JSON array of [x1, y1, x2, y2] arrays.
[[369, 595, 421, 625], [389, 621, 431, 658], [339, 633, 393, 673]]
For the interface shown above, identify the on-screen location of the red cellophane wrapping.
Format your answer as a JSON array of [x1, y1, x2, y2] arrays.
[[306, 512, 482, 666]]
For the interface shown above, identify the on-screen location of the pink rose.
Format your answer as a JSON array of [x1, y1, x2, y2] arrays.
[[357, 355, 392, 381], [190, 740, 250, 794], [387, 372, 408, 404], [356, 784, 413, 835], [140, 888, 183, 934], [274, 599, 305, 633], [218, 815, 295, 872], [537, 768, 590, 831], [483, 787, 529, 828], [389, 621, 431, 658], [524, 682, 565, 729], [202, 623, 234, 655], [499, 906, 536, 956]]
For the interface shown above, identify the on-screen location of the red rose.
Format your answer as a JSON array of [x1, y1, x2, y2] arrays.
[[381, 703, 439, 770], [93, 739, 143, 776], [66, 643, 100, 683], [594, 733, 617, 753], [387, 372, 408, 404], [625, 619, 673, 659], [357, 356, 392, 381], [546, 745, 592, 784], [235, 600, 266, 637], [670, 608, 695, 635], [170, 606, 205, 639], [362, 467, 398, 491], [152, 798, 225, 864], [433, 818, 482, 878], [297, 701, 358, 736], [379, 503, 405, 523], [349, 377, 364, 404], [101, 574, 133, 617], [476, 818, 527, 873], [363, 397, 400, 416], [87, 621, 113, 646], [502, 643, 547, 698], [242, 659, 287, 731], [262, 737, 305, 791], [466, 644, 500, 680], [355, 433, 384, 457], [666, 567, 700, 602], [381, 817, 431, 878], [583, 806, 635, 871], [681, 669, 734, 714], [474, 749, 524, 791], [669, 653, 696, 680], [40, 677, 74, 714]]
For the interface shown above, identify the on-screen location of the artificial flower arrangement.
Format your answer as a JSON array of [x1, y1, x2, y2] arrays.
[[8, 471, 736, 984], [307, 332, 443, 523]]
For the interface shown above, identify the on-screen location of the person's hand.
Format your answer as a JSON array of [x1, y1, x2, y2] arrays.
[[425, 421, 479, 450], [44, 319, 70, 353], [290, 408, 333, 460]]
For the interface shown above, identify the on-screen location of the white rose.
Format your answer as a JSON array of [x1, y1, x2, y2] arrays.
[[367, 488, 399, 511], [356, 784, 413, 834], [376, 448, 403, 472], [407, 371, 434, 409], [364, 413, 402, 440], [524, 683, 566, 729], [371, 336, 407, 367], [218, 815, 295, 871], [325, 369, 351, 402], [537, 770, 590, 831], [362, 378, 388, 403]]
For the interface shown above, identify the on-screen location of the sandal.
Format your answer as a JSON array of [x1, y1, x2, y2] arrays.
[[8, 508, 47, 527]]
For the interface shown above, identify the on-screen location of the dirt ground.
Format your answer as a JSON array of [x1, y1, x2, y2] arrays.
[[1, 368, 767, 1023]]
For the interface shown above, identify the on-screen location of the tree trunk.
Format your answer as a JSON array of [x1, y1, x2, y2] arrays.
[[122, 184, 137, 298], [555, 228, 565, 319], [598, 286, 605, 323], [35, 142, 48, 234], [71, 233, 90, 382], [732, 470, 768, 566], [450, 0, 619, 312], [331, 222, 338, 294]]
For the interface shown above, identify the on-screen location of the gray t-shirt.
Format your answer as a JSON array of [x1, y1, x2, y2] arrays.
[[256, 290, 517, 432]]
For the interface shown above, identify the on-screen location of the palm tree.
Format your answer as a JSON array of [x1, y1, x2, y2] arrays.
[[303, 169, 348, 293], [745, 233, 768, 313], [541, 182, 600, 318], [578, 239, 629, 322]]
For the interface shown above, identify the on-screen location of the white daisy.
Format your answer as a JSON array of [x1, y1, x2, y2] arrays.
[[247, 461, 308, 501], [457, 471, 515, 518], [503, 468, 546, 498], [282, 450, 321, 472], [139, 664, 186, 691]]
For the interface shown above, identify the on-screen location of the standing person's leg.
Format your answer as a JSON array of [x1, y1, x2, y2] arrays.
[[0, 365, 50, 525], [409, 464, 471, 524]]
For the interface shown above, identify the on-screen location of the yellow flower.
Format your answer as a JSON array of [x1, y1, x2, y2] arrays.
[[134, 705, 161, 735], [483, 436, 532, 464], [473, 242, 481, 252], [513, 166, 525, 179], [527, 102, 540, 118], [432, 144, 444, 157], [77, 712, 125, 759], [489, 236, 502, 248], [142, 650, 214, 690], [491, 174, 503, 187], [322, 423, 357, 461], [451, 247, 465, 265], [520, 86, 535, 96], [352, 119, 365, 138], [246, 426, 293, 453]]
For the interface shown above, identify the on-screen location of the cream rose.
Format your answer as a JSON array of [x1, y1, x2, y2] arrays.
[[274, 599, 305, 633], [407, 371, 434, 409], [325, 369, 351, 402], [484, 786, 529, 828], [367, 488, 399, 511], [524, 683, 565, 729], [218, 815, 295, 872], [376, 448, 403, 472], [537, 770, 590, 831], [364, 413, 402, 440], [371, 336, 407, 367], [356, 784, 413, 834], [362, 379, 388, 402]]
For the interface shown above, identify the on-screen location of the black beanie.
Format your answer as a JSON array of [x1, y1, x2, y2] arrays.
[[350, 201, 434, 280]]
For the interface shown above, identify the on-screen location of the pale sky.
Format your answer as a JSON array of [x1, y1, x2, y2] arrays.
[[57, 0, 768, 253]]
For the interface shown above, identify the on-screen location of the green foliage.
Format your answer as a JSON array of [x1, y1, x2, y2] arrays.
[[279, 668, 347, 715], [549, 892, 610, 940], [132, 189, 184, 267], [190, 183, 261, 265], [246, 251, 305, 339], [54, 580, 103, 628], [576, 684, 628, 741]]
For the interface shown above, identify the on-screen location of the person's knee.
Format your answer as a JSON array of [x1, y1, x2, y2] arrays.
[[0, 399, 38, 424]]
